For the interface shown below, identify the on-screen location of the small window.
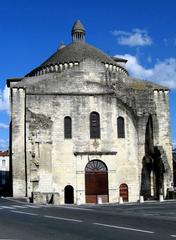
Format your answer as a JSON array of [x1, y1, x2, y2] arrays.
[[2, 159, 6, 167], [64, 116, 72, 139], [90, 112, 100, 138], [117, 117, 125, 138]]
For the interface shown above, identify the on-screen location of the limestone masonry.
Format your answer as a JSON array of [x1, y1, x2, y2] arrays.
[[7, 20, 173, 204]]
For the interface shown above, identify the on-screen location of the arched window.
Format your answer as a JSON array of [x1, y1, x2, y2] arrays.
[[85, 160, 108, 173], [117, 117, 125, 138], [64, 116, 72, 139], [145, 115, 154, 155], [90, 112, 100, 138]]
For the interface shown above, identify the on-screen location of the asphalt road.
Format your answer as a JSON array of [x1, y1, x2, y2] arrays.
[[0, 198, 176, 240]]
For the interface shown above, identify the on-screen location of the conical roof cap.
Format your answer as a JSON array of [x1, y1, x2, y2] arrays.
[[72, 19, 85, 33]]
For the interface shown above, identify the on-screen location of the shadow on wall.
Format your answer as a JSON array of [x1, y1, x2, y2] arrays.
[[0, 170, 11, 197], [140, 147, 165, 200]]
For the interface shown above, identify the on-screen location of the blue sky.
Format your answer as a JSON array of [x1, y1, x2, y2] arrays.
[[0, 0, 176, 149]]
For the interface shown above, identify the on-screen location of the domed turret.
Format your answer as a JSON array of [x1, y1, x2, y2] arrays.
[[71, 20, 86, 42], [26, 20, 128, 77]]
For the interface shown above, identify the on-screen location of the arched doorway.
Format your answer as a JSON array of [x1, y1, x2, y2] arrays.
[[119, 183, 128, 202], [140, 115, 165, 200], [85, 160, 108, 203], [64, 185, 74, 204]]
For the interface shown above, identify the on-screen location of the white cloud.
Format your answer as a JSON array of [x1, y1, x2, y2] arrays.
[[112, 29, 152, 47], [0, 123, 8, 129], [0, 139, 9, 150], [115, 54, 176, 89], [0, 85, 10, 113]]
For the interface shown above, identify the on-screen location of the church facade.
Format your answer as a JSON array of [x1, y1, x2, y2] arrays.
[[7, 20, 173, 204]]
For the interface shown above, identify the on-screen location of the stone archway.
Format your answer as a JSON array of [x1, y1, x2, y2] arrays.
[[64, 185, 74, 204], [85, 160, 108, 203], [140, 115, 165, 200]]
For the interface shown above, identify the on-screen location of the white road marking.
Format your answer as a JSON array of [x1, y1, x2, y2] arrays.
[[55, 206, 94, 211], [0, 206, 15, 210], [23, 204, 40, 208], [4, 197, 29, 204], [11, 205, 28, 209], [44, 215, 83, 223], [171, 235, 176, 238], [11, 210, 38, 216], [93, 222, 154, 234]]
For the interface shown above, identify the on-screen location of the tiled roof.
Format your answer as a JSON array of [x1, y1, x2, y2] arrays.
[[128, 78, 169, 90], [41, 42, 119, 66], [0, 151, 9, 157], [27, 41, 125, 76]]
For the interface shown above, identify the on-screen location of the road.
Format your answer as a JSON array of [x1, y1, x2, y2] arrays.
[[0, 198, 176, 240]]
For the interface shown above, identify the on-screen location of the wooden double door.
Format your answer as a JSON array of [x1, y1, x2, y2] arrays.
[[85, 160, 109, 203]]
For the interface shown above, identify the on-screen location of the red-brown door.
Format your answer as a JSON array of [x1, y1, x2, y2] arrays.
[[119, 183, 128, 202], [85, 160, 108, 203]]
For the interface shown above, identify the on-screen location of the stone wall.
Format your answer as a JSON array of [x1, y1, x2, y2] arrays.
[[25, 92, 138, 203], [11, 88, 26, 197], [154, 90, 173, 194]]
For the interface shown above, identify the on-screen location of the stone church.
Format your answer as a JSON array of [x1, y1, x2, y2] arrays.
[[7, 20, 173, 204]]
